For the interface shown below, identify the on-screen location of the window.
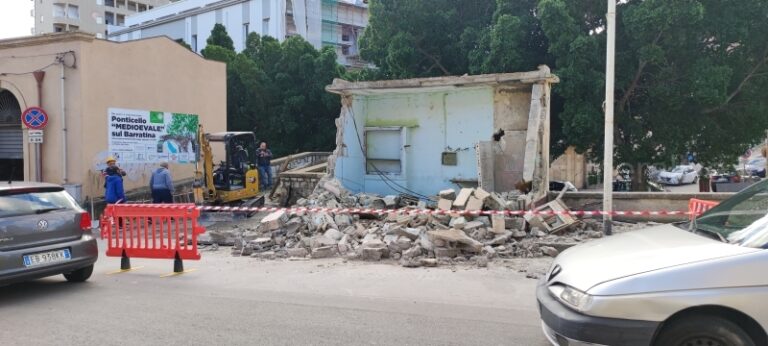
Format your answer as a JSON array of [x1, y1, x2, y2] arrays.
[[262, 18, 269, 34], [243, 23, 249, 45], [342, 46, 349, 55], [104, 11, 114, 25], [191, 34, 198, 52], [365, 127, 403, 175], [53, 23, 66, 32], [68, 25, 79, 31], [97, 0, 104, 5], [341, 34, 350, 42], [67, 4, 79, 19], [117, 14, 125, 26], [105, 0, 114, 7], [52, 3, 65, 18]]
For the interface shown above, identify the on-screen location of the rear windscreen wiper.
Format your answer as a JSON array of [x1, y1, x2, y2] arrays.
[[34, 207, 65, 214]]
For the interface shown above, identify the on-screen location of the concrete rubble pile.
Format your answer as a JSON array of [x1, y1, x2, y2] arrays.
[[224, 178, 646, 267]]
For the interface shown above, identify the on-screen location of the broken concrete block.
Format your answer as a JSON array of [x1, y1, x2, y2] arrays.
[[396, 227, 420, 240], [437, 198, 453, 211], [533, 227, 547, 237], [484, 192, 508, 211], [511, 230, 527, 239], [473, 256, 489, 268], [249, 237, 274, 249], [449, 217, 467, 229], [491, 215, 506, 234], [427, 229, 484, 252], [418, 231, 434, 251], [434, 247, 460, 258], [585, 230, 604, 239], [334, 214, 352, 228], [362, 247, 385, 261], [310, 235, 338, 249], [439, 189, 457, 200], [420, 258, 438, 267], [369, 198, 386, 210], [483, 245, 496, 258], [261, 210, 288, 231], [452, 188, 474, 208], [465, 196, 485, 211], [505, 217, 523, 230], [286, 247, 309, 258], [323, 180, 342, 197], [400, 257, 422, 268], [396, 214, 414, 226], [311, 246, 337, 259], [362, 238, 386, 249], [540, 246, 559, 257], [463, 221, 484, 232], [383, 195, 399, 208], [383, 234, 399, 245], [324, 229, 344, 241], [473, 187, 491, 201], [486, 231, 513, 246], [402, 245, 423, 259]]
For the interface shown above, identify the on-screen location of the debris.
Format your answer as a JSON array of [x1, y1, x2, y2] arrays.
[[540, 246, 559, 257], [324, 229, 344, 241], [261, 210, 288, 231], [311, 246, 337, 259], [439, 189, 457, 200], [286, 247, 309, 258], [427, 229, 484, 252], [453, 188, 474, 208], [437, 198, 453, 211], [465, 196, 484, 211]]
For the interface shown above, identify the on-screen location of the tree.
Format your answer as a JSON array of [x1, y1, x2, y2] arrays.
[[201, 29, 343, 157], [359, 0, 496, 78], [538, 0, 768, 169], [204, 23, 235, 52]]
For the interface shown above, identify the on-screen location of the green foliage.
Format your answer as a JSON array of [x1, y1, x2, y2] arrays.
[[206, 24, 235, 51], [201, 44, 236, 63], [208, 31, 343, 157], [174, 38, 192, 51], [361, 0, 768, 168]]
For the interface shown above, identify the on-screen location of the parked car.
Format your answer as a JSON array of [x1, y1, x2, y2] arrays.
[[538, 179, 768, 346], [745, 157, 766, 177], [0, 182, 98, 286], [657, 165, 698, 185]]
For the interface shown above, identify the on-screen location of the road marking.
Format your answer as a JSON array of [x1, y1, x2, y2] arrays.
[[106, 266, 145, 275], [160, 268, 198, 278]]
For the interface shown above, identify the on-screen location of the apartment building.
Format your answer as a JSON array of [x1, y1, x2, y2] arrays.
[[108, 0, 369, 67], [34, 0, 171, 38]]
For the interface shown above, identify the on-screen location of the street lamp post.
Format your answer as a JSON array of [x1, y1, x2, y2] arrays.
[[603, 0, 616, 236]]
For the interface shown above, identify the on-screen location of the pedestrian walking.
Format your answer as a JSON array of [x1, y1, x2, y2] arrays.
[[255, 141, 273, 190], [149, 162, 174, 203]]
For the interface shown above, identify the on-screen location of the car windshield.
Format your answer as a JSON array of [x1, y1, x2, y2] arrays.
[[748, 158, 765, 165], [694, 180, 768, 248], [671, 166, 688, 173], [0, 188, 81, 218]]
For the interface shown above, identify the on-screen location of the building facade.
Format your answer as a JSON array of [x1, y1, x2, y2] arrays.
[[325, 66, 559, 198], [34, 0, 170, 38], [108, 0, 369, 67], [0, 32, 226, 201]]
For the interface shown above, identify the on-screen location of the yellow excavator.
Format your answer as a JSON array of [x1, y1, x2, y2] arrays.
[[193, 124, 265, 208]]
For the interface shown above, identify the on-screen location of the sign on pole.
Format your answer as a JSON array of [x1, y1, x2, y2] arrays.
[[28, 129, 44, 143], [21, 107, 49, 129]]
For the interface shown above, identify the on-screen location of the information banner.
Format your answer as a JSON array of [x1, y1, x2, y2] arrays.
[[108, 108, 198, 163]]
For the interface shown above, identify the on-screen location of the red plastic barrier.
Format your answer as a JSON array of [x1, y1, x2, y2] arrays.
[[688, 198, 719, 220], [100, 204, 205, 272]]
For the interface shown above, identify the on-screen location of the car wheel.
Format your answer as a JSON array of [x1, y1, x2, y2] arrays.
[[64, 264, 94, 283], [655, 315, 755, 346]]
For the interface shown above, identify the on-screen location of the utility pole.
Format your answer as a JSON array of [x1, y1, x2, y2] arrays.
[[603, 0, 616, 236]]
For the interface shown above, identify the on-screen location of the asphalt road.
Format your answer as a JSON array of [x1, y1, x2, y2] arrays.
[[0, 240, 550, 346]]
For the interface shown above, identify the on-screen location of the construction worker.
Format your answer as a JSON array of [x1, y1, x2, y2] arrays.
[[104, 157, 126, 205], [103, 156, 126, 180], [255, 141, 273, 190]]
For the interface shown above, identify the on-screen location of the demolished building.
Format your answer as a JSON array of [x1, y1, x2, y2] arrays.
[[325, 66, 559, 200]]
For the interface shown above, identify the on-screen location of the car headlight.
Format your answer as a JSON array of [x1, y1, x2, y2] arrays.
[[560, 286, 592, 309]]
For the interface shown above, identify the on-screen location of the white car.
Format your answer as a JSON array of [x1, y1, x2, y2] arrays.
[[657, 165, 698, 185], [538, 179, 768, 346]]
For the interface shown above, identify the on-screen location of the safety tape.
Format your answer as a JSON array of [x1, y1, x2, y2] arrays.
[[116, 204, 696, 216]]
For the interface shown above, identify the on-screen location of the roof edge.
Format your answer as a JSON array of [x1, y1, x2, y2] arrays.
[[0, 32, 95, 50], [326, 65, 559, 94]]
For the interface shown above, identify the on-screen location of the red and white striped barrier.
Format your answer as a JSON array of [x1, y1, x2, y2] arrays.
[[120, 203, 693, 217]]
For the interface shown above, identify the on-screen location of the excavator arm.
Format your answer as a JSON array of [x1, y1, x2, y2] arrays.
[[194, 124, 216, 203]]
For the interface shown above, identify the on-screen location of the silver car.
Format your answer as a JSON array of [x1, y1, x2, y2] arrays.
[[0, 182, 98, 286], [538, 179, 768, 346]]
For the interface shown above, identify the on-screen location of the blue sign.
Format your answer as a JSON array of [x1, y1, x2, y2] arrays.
[[22, 107, 48, 129]]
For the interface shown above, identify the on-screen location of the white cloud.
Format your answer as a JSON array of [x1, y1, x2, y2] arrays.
[[0, 0, 35, 39]]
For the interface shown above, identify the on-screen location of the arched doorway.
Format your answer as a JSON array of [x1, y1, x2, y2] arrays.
[[0, 89, 23, 181]]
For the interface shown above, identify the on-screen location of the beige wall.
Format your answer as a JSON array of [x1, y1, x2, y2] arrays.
[[0, 32, 226, 200], [550, 146, 587, 189]]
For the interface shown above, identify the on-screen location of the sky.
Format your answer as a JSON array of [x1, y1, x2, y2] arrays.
[[0, 0, 35, 40]]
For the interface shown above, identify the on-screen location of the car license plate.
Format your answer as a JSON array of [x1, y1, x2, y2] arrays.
[[23, 249, 72, 267]]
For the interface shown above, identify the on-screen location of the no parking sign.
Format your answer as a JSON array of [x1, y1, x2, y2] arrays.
[[21, 107, 48, 129]]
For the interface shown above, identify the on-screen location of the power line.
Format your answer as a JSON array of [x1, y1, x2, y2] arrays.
[[0, 61, 58, 76], [0, 52, 69, 59]]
